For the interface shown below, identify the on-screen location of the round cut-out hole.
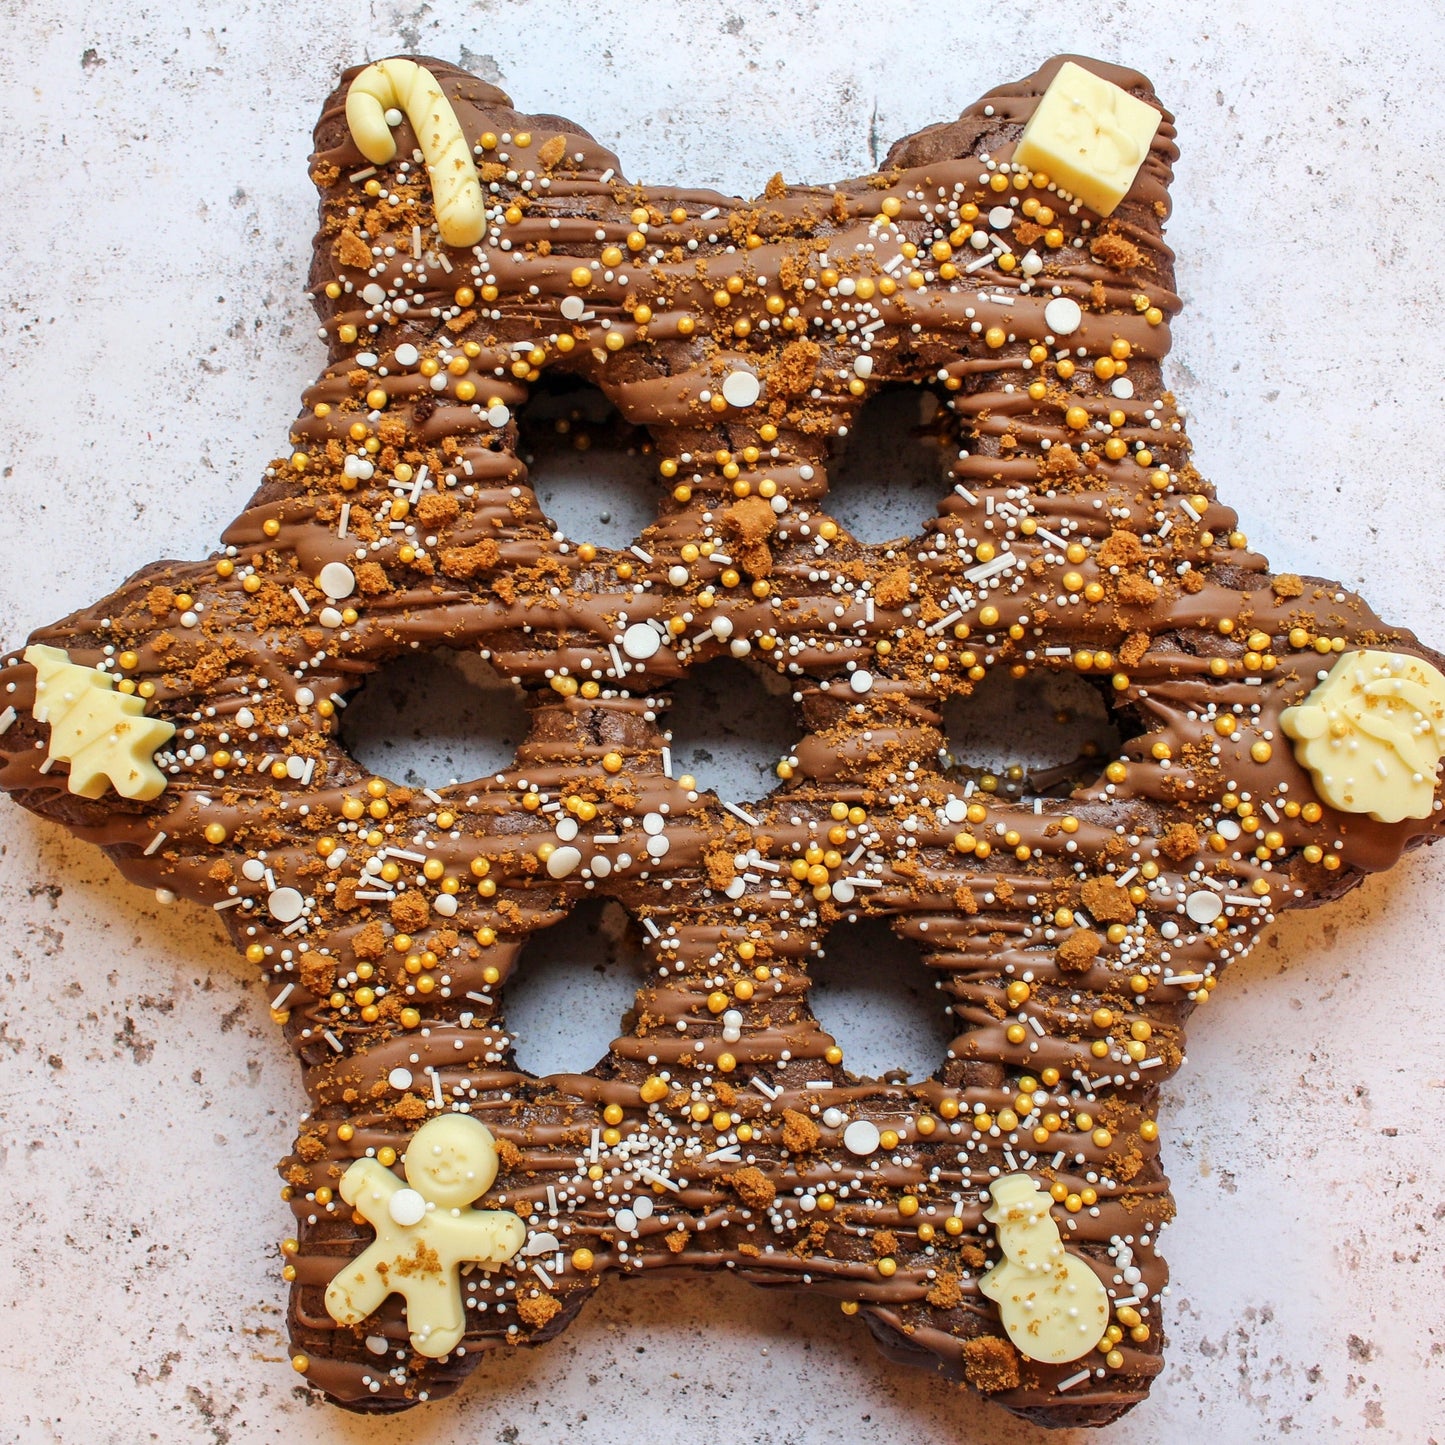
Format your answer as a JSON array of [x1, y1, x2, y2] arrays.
[[519, 376, 657, 550], [823, 385, 953, 543], [940, 669, 1127, 799], [808, 916, 951, 1084], [503, 898, 646, 1077], [664, 656, 796, 804], [339, 649, 528, 789]]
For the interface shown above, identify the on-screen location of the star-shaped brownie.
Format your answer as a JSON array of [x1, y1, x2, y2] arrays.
[[2, 53, 1442, 1428]]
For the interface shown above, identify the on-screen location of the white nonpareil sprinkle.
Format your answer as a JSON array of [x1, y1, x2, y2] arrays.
[[849, 669, 874, 695], [389, 1067, 413, 1090]]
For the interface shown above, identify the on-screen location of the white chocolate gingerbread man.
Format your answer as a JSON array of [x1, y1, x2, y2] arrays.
[[325, 1113, 525, 1357]]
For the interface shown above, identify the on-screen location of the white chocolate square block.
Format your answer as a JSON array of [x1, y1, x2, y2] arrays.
[[1014, 60, 1161, 217]]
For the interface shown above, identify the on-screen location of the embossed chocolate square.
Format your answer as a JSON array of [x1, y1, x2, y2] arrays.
[[2, 54, 1442, 1428]]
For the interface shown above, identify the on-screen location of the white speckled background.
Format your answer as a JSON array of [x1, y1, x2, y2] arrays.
[[2, 2, 1444, 1441]]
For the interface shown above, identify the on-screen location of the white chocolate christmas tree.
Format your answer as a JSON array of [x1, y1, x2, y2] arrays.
[[24, 644, 174, 801]]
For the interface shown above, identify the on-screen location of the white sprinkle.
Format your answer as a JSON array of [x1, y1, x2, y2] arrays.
[[546, 846, 582, 879], [270, 984, 294, 1010], [1115, 867, 1138, 887], [1044, 296, 1082, 335], [954, 484, 979, 504], [844, 1120, 881, 1156], [389, 1067, 413, 1090], [853, 355, 873, 379], [1111, 377, 1135, 399], [338, 503, 351, 538], [361, 283, 387, 306], [721, 370, 762, 408], [560, 295, 585, 320], [488, 404, 511, 428], [412, 225, 422, 259], [348, 166, 377, 183], [621, 623, 661, 660], [927, 610, 964, 636], [1225, 894, 1268, 907], [721, 800, 759, 827], [964, 552, 1017, 583], [0, 705, 15, 734], [699, 206, 720, 220], [843, 876, 883, 889], [143, 831, 168, 856], [212, 896, 244, 911], [849, 669, 874, 695], [353, 890, 396, 902], [289, 587, 311, 615], [629, 545, 654, 564], [1185, 891, 1223, 924], [1056, 1369, 1091, 1393], [988, 205, 1013, 230], [590, 1128, 601, 1163], [323, 1030, 344, 1054], [637, 1166, 680, 1193], [1180, 497, 1202, 522], [1139, 1058, 1164, 1070], [1034, 525, 1069, 549], [430, 1068, 444, 1108], [600, 168, 615, 185], [750, 1077, 781, 1101], [642, 917, 661, 939], [805, 1080, 834, 1090], [532, 1264, 555, 1288], [661, 746, 672, 778]]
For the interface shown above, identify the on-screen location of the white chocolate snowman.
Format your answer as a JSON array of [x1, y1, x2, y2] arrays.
[[979, 1173, 1110, 1365]]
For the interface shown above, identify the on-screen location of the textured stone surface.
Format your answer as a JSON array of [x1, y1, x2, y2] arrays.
[[1, 2, 1443, 1440]]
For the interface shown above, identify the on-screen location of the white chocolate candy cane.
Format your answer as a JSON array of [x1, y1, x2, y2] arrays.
[[345, 59, 485, 247]]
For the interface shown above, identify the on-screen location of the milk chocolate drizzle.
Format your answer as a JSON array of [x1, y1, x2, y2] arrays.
[[2, 54, 1442, 1428]]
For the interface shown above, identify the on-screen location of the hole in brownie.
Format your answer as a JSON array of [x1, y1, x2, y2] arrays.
[[504, 897, 647, 1077], [663, 655, 797, 803], [939, 668, 1127, 799], [808, 915, 952, 1083], [518, 374, 658, 550], [823, 384, 953, 542], [339, 648, 528, 788]]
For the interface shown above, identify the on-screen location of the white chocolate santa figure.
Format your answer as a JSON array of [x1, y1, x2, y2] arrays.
[[979, 1173, 1110, 1364], [326, 1113, 525, 1357]]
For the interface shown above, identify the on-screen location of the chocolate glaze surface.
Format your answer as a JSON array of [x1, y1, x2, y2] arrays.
[[2, 52, 1443, 1428]]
